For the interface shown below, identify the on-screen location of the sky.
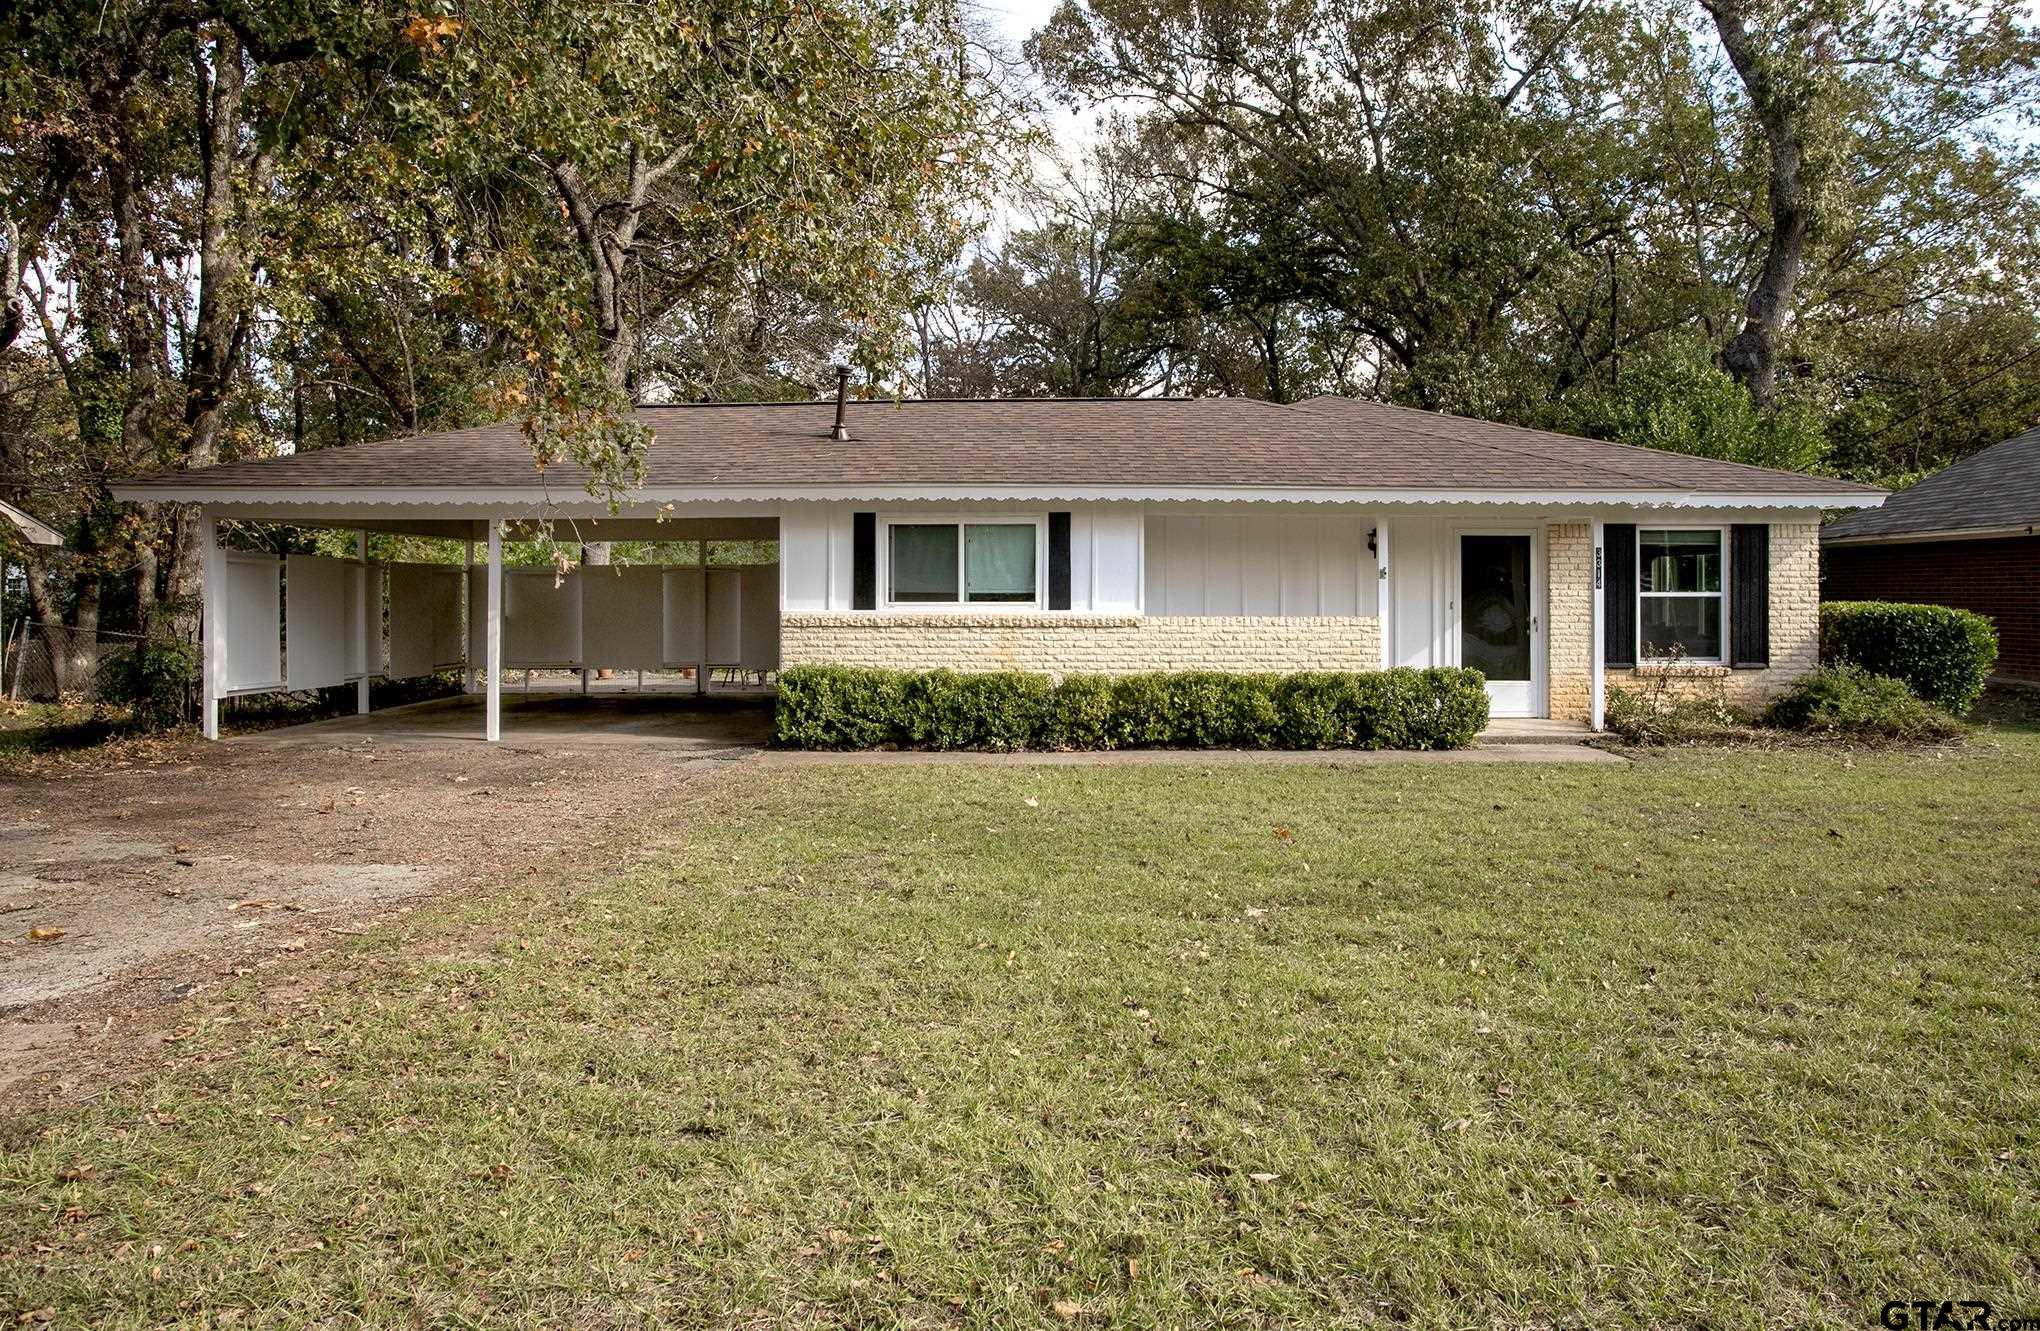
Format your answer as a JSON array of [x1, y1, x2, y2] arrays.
[[978, 0, 1063, 56]]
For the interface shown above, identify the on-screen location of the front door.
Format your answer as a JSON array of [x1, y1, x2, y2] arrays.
[[1458, 533, 1540, 717]]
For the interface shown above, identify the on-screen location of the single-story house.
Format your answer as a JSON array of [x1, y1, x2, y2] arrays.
[[1821, 425, 2037, 681], [111, 394, 1884, 741]]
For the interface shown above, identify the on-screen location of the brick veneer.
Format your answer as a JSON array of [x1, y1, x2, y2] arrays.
[[1546, 523, 1593, 721], [779, 614, 1381, 677], [1542, 521, 1823, 722], [1822, 535, 2038, 681]]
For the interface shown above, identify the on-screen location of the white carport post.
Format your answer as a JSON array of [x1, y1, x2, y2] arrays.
[[1589, 517, 1606, 731], [1375, 513, 1392, 670], [199, 509, 222, 741], [485, 520, 503, 742], [463, 539, 478, 693], [355, 530, 371, 715]]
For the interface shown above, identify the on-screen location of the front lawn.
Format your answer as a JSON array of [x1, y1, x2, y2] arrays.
[[4, 726, 2037, 1327]]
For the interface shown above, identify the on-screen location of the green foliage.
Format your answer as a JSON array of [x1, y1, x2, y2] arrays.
[[775, 665, 1490, 751], [1763, 663, 1964, 740], [1015, 0, 2040, 480], [1556, 339, 1829, 472], [1819, 601, 1998, 714], [94, 637, 197, 728], [896, 670, 1053, 751], [1603, 681, 1745, 746]]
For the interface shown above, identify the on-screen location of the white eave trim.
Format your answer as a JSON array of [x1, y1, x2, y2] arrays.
[[1823, 522, 2036, 547], [110, 483, 1887, 510]]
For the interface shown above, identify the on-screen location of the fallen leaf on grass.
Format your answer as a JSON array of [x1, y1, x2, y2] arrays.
[[1247, 1172, 1279, 1183], [1050, 1301, 1081, 1322]]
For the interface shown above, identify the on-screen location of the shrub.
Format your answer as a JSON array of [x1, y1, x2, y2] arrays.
[[771, 665, 906, 749], [1819, 601, 1997, 715], [776, 665, 1490, 751], [1602, 659, 1744, 745], [1763, 663, 1964, 741], [900, 669, 1051, 751], [94, 636, 198, 728], [1040, 674, 1115, 749]]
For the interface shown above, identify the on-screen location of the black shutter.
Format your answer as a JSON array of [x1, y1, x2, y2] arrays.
[[852, 512, 876, 610], [1604, 523, 1637, 669], [1730, 523, 1770, 669], [1047, 512, 1072, 610]]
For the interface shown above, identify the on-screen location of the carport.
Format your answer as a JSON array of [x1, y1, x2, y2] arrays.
[[161, 503, 782, 744]]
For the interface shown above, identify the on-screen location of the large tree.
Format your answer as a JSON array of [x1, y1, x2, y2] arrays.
[[0, 0, 1007, 656], [1020, 0, 2040, 479]]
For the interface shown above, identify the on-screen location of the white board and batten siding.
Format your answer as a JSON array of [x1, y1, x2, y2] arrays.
[[1143, 510, 1377, 618]]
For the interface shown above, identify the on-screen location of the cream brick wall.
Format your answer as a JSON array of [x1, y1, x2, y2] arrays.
[[1604, 521, 1822, 714], [780, 614, 1382, 677], [1546, 523, 1593, 722]]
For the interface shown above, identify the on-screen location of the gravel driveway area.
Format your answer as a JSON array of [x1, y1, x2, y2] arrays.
[[0, 695, 769, 1112]]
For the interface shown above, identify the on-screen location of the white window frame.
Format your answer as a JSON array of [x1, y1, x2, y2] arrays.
[[879, 512, 1047, 612], [1636, 524, 1729, 664]]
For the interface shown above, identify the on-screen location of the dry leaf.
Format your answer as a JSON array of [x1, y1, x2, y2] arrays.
[[1050, 1301, 1081, 1322], [26, 927, 64, 943]]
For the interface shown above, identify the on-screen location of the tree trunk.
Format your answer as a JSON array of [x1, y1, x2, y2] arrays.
[[165, 29, 260, 634], [1707, 0, 1813, 411]]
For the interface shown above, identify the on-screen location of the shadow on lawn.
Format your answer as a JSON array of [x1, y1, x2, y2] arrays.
[[1971, 680, 2040, 734]]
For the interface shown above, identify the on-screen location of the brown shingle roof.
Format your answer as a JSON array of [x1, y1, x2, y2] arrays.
[[1823, 425, 2038, 540], [116, 396, 1882, 498]]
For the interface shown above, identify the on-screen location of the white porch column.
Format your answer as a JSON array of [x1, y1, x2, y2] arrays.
[[485, 520, 502, 742], [1589, 517, 1606, 731], [355, 530, 371, 715], [200, 510, 222, 740], [1375, 514, 1392, 670], [463, 538, 478, 694]]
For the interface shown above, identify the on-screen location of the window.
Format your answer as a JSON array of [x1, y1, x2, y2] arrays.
[[887, 520, 1039, 606], [1638, 528, 1723, 661]]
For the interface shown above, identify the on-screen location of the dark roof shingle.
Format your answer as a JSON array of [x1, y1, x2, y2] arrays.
[[118, 396, 1882, 498], [1823, 426, 2040, 541]]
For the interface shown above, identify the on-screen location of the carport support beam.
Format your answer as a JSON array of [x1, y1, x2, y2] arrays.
[[485, 520, 502, 742], [200, 510, 222, 741], [463, 539, 478, 693], [355, 530, 371, 715]]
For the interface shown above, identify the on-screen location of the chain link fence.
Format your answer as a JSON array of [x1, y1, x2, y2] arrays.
[[2, 621, 178, 707]]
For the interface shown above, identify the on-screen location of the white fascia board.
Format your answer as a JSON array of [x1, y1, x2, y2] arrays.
[[111, 483, 1885, 511]]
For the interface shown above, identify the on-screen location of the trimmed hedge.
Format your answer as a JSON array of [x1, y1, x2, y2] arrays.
[[1819, 600, 1997, 715], [775, 665, 1490, 752]]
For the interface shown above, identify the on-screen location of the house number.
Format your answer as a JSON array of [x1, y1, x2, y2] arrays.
[[1593, 547, 1603, 590]]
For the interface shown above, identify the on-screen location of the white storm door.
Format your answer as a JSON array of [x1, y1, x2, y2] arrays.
[[1454, 530, 1544, 718]]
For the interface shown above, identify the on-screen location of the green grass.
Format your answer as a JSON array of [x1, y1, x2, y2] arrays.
[[5, 726, 2039, 1327]]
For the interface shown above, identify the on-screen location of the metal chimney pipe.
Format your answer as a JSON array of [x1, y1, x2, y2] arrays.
[[831, 366, 852, 441]]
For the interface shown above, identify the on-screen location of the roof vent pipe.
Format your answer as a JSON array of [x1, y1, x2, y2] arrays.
[[831, 365, 852, 442]]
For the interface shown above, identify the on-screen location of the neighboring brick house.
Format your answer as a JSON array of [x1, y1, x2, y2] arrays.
[[1822, 426, 2039, 681], [112, 394, 1884, 741]]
